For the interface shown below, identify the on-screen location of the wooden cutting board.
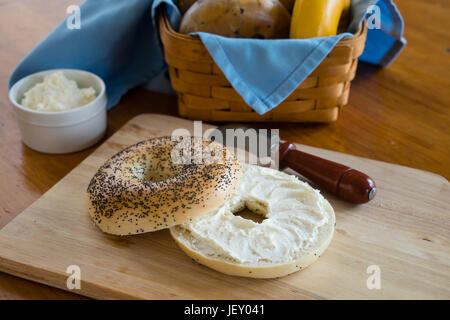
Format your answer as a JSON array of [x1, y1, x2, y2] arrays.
[[0, 114, 448, 299]]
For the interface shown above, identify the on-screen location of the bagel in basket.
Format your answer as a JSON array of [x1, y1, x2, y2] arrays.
[[170, 163, 335, 279], [87, 136, 241, 235], [179, 0, 291, 39]]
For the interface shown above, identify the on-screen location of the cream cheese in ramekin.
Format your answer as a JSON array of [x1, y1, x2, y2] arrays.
[[20, 71, 96, 112]]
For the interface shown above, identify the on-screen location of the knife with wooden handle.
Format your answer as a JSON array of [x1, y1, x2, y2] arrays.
[[209, 126, 376, 204]]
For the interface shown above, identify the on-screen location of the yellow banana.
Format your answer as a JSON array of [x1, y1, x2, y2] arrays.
[[290, 0, 351, 38]]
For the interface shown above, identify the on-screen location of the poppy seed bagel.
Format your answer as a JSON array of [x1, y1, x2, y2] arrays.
[[87, 136, 242, 235]]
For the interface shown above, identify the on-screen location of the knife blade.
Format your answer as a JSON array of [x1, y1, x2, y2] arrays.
[[207, 126, 376, 204]]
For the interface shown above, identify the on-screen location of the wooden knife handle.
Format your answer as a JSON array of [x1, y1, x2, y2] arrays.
[[279, 142, 376, 204]]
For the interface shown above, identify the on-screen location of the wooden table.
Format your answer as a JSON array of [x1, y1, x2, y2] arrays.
[[0, 0, 448, 299]]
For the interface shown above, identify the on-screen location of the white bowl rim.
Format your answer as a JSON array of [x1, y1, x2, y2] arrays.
[[9, 68, 106, 116]]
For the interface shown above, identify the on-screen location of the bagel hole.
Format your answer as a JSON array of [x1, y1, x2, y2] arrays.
[[233, 200, 267, 224], [144, 168, 178, 182], [144, 159, 183, 182]]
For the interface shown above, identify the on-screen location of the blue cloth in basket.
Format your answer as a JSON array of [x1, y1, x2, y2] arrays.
[[9, 0, 406, 114]]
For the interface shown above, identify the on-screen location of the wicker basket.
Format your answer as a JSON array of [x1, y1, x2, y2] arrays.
[[159, 12, 367, 123]]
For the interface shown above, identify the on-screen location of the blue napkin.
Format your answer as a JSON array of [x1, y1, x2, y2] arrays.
[[359, 0, 406, 66], [10, 0, 406, 114]]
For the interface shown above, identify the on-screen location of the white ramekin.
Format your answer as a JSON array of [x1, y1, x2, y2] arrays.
[[9, 69, 107, 154]]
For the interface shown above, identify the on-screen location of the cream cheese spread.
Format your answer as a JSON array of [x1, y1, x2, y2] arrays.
[[21, 71, 96, 112], [174, 163, 333, 265]]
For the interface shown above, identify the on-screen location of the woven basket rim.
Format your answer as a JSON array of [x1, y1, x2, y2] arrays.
[[159, 10, 367, 44]]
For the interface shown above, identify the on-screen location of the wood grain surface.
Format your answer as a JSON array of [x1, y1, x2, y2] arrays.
[[0, 114, 448, 300], [0, 0, 449, 299]]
